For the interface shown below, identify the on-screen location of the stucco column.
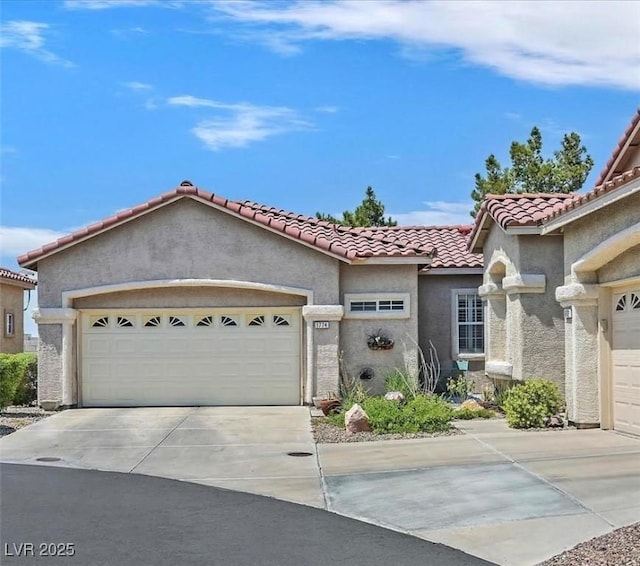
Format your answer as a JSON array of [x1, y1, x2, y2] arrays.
[[478, 282, 511, 378], [502, 274, 546, 381], [301, 305, 344, 404], [32, 308, 78, 410], [556, 281, 600, 428]]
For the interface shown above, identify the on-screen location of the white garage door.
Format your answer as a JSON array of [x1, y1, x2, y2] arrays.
[[612, 290, 640, 435], [81, 308, 301, 407]]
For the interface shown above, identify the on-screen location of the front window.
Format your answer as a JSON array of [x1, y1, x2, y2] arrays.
[[453, 291, 484, 356], [344, 293, 410, 319], [5, 311, 15, 337]]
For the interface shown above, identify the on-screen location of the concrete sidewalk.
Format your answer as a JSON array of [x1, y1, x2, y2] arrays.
[[319, 418, 640, 565]]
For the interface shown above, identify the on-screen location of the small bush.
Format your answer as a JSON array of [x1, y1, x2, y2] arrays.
[[362, 395, 454, 434], [384, 370, 420, 400], [503, 379, 563, 429], [12, 353, 37, 406], [446, 375, 474, 401], [0, 354, 34, 409], [492, 380, 513, 409], [454, 407, 495, 420]]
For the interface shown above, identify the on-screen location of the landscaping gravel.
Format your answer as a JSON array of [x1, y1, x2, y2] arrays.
[[0, 406, 53, 437], [311, 417, 461, 443], [539, 522, 640, 566]]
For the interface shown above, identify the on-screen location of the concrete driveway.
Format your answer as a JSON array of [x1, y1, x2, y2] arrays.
[[319, 419, 640, 565], [0, 407, 325, 508], [1, 408, 639, 566]]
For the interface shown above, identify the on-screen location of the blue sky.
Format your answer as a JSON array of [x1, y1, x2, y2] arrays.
[[1, 0, 639, 334]]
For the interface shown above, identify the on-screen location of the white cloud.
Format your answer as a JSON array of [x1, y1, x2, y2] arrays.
[[391, 201, 473, 226], [315, 105, 340, 114], [0, 226, 67, 257], [0, 20, 74, 67], [123, 81, 153, 91], [64, 0, 174, 9], [209, 0, 640, 90], [168, 95, 312, 150]]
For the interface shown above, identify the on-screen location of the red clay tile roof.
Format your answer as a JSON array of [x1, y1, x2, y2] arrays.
[[468, 193, 575, 250], [234, 199, 436, 260], [0, 267, 36, 288], [595, 108, 640, 186], [543, 166, 640, 224], [20, 183, 481, 268], [348, 226, 482, 269]]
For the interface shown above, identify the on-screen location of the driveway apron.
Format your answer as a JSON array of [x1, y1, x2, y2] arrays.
[[0, 406, 324, 508]]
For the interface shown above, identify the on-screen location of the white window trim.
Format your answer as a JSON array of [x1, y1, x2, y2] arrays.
[[344, 293, 410, 319], [4, 311, 15, 337], [451, 289, 484, 360]]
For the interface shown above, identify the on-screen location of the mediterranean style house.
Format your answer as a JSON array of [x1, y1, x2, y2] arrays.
[[0, 267, 36, 354], [18, 186, 483, 410], [470, 108, 640, 435]]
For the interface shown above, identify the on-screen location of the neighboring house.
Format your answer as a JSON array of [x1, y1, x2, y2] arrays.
[[0, 267, 36, 354], [24, 334, 39, 353], [18, 182, 483, 410], [470, 108, 640, 435]]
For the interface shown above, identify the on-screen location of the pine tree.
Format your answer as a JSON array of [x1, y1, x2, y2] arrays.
[[471, 127, 593, 217], [316, 187, 397, 227]]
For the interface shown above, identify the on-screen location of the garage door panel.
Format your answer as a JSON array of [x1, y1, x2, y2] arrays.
[[612, 290, 640, 436], [81, 308, 301, 407]]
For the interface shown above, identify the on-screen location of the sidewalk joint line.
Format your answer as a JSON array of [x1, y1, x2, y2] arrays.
[[469, 433, 617, 528], [128, 413, 191, 474]]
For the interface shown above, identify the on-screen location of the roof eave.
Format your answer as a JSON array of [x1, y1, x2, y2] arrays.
[[0, 277, 36, 290], [541, 175, 640, 235], [351, 255, 434, 265], [18, 192, 359, 268], [595, 109, 640, 186]]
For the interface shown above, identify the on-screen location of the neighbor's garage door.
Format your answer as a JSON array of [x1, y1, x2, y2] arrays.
[[81, 308, 301, 407], [612, 290, 640, 435]]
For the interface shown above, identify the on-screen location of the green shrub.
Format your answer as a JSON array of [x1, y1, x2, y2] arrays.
[[454, 407, 495, 420], [0, 354, 34, 409], [446, 375, 474, 401], [503, 379, 563, 429], [362, 395, 454, 434], [384, 369, 420, 400], [12, 353, 37, 406], [491, 379, 513, 409]]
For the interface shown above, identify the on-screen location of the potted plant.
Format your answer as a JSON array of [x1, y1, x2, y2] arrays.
[[367, 329, 394, 350]]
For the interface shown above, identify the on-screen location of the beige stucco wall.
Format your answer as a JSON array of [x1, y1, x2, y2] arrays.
[[38, 199, 340, 307], [562, 191, 640, 281], [598, 244, 640, 284], [74, 287, 307, 309], [36, 198, 343, 407], [418, 274, 485, 391], [0, 282, 27, 354], [339, 264, 419, 395], [619, 144, 640, 172], [481, 226, 565, 387], [559, 190, 640, 427]]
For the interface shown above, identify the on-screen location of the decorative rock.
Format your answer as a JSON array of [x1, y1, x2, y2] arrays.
[[460, 399, 483, 411], [345, 403, 372, 435], [545, 414, 564, 428], [384, 391, 405, 403]]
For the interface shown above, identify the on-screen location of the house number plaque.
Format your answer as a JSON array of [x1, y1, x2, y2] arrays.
[[314, 321, 330, 329]]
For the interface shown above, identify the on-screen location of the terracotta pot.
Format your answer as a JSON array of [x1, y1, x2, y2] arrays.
[[319, 399, 342, 416]]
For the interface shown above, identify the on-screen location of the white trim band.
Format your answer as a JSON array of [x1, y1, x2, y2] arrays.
[[32, 308, 78, 324], [478, 283, 504, 298], [502, 274, 546, 295], [302, 305, 344, 321], [485, 361, 513, 377], [556, 283, 599, 307]]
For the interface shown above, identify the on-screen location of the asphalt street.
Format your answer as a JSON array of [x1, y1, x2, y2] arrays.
[[0, 463, 493, 566]]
